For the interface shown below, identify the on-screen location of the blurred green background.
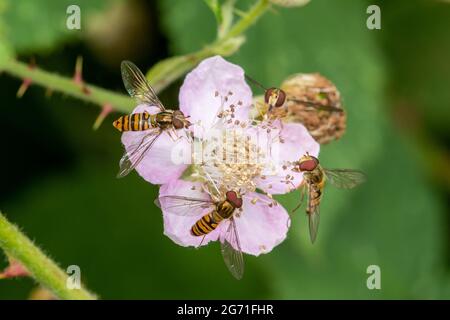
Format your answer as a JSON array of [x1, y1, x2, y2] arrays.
[[1, 0, 449, 299]]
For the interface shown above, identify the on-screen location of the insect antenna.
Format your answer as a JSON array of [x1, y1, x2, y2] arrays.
[[245, 74, 267, 91]]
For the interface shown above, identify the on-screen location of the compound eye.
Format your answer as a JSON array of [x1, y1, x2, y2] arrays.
[[172, 118, 184, 129], [299, 159, 318, 172], [275, 89, 286, 107], [226, 191, 243, 208], [264, 88, 275, 104]]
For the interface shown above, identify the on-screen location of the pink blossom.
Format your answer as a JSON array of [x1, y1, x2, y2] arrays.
[[254, 121, 320, 194]]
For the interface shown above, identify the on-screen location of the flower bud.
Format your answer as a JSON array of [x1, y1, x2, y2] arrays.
[[278, 73, 346, 144]]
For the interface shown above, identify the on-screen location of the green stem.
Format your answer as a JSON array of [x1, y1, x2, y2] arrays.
[[146, 0, 270, 92], [2, 59, 135, 113], [0, 212, 97, 300], [225, 0, 270, 40]]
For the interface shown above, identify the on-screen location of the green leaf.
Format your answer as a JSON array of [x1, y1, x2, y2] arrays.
[[1, 0, 117, 53], [382, 0, 450, 135], [0, 0, 13, 67], [0, 39, 13, 68]]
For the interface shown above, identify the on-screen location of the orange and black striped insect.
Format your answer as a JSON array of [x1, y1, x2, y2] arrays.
[[113, 61, 191, 178], [155, 190, 245, 279], [292, 153, 366, 243]]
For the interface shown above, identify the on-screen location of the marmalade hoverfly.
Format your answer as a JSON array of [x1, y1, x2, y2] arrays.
[[245, 74, 343, 119], [292, 153, 366, 243], [155, 189, 245, 280], [113, 61, 191, 178]]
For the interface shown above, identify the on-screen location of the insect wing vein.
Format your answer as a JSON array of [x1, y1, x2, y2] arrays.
[[117, 130, 161, 178], [121, 61, 165, 110], [221, 218, 244, 280], [155, 196, 215, 217], [324, 169, 366, 189]]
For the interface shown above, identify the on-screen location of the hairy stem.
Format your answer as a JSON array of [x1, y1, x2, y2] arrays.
[[0, 212, 97, 300]]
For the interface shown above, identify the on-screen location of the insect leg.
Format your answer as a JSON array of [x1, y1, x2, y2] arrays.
[[197, 235, 207, 248], [292, 183, 306, 213], [167, 128, 181, 142]]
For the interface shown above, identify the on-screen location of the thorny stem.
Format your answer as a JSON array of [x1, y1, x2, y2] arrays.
[[1, 0, 270, 113], [2, 59, 135, 113], [0, 212, 97, 300]]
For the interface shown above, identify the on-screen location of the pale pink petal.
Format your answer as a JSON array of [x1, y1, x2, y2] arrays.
[[159, 179, 226, 247], [220, 192, 290, 256], [179, 55, 252, 131], [121, 104, 190, 184], [255, 122, 320, 194]]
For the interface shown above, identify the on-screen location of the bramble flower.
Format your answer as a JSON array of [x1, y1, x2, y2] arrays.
[[151, 56, 320, 256], [120, 56, 254, 185]]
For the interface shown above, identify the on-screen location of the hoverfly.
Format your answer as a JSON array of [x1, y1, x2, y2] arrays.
[[113, 61, 191, 178], [292, 153, 366, 244], [155, 189, 245, 280], [245, 74, 343, 119]]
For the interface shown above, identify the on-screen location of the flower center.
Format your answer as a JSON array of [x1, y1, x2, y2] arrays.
[[192, 126, 269, 195]]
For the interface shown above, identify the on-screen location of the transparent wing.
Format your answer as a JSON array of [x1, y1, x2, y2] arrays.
[[307, 184, 320, 244], [154, 196, 215, 216], [117, 130, 162, 178], [288, 97, 343, 113], [121, 60, 165, 110], [307, 204, 320, 244], [324, 169, 366, 189], [221, 218, 244, 280]]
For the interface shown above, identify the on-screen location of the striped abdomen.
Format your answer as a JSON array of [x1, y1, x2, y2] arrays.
[[307, 182, 324, 213], [113, 112, 156, 132], [304, 167, 325, 213], [191, 201, 235, 236]]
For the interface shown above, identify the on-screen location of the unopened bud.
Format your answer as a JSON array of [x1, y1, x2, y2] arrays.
[[278, 73, 346, 144]]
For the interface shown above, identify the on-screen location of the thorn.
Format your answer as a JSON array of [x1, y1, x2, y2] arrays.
[[17, 79, 32, 98], [16, 58, 35, 98], [73, 55, 83, 85], [0, 258, 30, 279], [73, 55, 91, 95], [93, 103, 114, 130]]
